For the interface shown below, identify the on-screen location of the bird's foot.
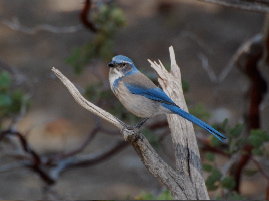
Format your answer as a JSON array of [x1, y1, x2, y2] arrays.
[[133, 117, 150, 129], [119, 117, 149, 141]]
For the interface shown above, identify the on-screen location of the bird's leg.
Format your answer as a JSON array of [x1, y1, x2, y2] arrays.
[[120, 117, 149, 136], [133, 117, 150, 128]]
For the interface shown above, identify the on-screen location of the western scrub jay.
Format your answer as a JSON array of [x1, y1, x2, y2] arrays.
[[108, 55, 226, 142]]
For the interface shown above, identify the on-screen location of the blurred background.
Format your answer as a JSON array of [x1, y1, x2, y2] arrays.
[[0, 0, 268, 200]]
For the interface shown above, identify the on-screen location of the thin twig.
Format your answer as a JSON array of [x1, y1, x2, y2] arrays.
[[251, 157, 269, 180], [49, 126, 100, 161], [2, 17, 83, 34], [197, 0, 269, 13]]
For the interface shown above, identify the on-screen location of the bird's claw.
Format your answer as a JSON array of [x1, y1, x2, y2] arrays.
[[133, 117, 150, 128]]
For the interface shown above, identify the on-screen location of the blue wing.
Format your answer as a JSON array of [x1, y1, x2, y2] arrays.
[[125, 83, 226, 142], [125, 83, 177, 106]]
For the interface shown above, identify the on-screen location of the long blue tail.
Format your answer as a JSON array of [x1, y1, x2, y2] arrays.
[[165, 104, 227, 142]]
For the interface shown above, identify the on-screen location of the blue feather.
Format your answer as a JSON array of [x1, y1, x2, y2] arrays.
[[162, 103, 226, 141], [113, 55, 133, 64], [125, 83, 226, 141], [125, 84, 177, 106]]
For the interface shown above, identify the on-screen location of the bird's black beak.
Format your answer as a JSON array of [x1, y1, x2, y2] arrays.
[[107, 62, 115, 68]]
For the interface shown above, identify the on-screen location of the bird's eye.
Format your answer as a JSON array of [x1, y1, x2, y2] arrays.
[[122, 63, 126, 67]]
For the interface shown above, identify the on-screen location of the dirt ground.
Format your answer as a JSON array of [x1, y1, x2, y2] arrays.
[[0, 0, 267, 199]]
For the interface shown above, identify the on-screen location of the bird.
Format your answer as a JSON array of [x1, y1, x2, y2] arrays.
[[107, 55, 227, 142]]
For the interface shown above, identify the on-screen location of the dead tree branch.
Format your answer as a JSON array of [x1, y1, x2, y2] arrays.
[[2, 17, 83, 34], [197, 0, 269, 13], [149, 47, 209, 199]]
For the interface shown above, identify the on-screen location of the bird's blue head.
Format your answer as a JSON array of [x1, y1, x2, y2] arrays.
[[107, 55, 138, 75]]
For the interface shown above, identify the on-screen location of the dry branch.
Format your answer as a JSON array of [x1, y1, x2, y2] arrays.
[[197, 0, 269, 13], [149, 47, 209, 199]]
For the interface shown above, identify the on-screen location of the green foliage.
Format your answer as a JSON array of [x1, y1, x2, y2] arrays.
[[248, 130, 269, 147], [248, 129, 269, 156], [203, 119, 269, 199], [205, 169, 222, 191], [229, 123, 244, 138], [0, 72, 29, 120], [203, 150, 237, 193], [0, 93, 12, 109], [135, 189, 173, 200], [205, 152, 215, 162], [204, 162, 237, 192], [221, 176, 236, 190], [203, 163, 213, 172], [66, 3, 126, 75], [0, 71, 11, 91], [209, 135, 222, 147]]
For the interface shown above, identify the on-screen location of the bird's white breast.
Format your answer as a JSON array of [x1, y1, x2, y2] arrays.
[[109, 68, 123, 90]]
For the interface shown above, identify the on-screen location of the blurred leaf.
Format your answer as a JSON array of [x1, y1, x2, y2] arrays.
[[210, 135, 221, 147], [0, 71, 11, 91], [205, 169, 222, 191], [205, 152, 215, 162], [229, 124, 244, 138], [248, 130, 267, 148], [221, 176, 236, 190], [0, 93, 12, 108], [251, 147, 263, 156], [110, 7, 126, 26], [251, 129, 269, 142], [10, 89, 24, 113], [203, 163, 213, 172]]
